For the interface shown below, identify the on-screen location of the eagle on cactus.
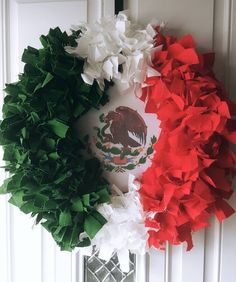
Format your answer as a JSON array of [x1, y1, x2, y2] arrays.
[[104, 106, 147, 151]]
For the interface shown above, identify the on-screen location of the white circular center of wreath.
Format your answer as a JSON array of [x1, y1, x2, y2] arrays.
[[78, 86, 161, 191]]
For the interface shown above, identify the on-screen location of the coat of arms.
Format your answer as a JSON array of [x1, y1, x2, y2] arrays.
[[92, 106, 156, 172]]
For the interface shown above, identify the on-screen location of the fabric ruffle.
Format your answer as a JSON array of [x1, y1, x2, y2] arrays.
[[65, 12, 159, 92], [83, 175, 148, 272], [139, 30, 236, 250]]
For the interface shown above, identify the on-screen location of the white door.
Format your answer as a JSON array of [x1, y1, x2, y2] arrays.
[[0, 1, 236, 282]]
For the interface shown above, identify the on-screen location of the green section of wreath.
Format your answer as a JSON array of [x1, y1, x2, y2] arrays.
[[0, 27, 112, 251]]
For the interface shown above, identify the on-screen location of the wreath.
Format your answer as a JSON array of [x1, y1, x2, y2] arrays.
[[1, 12, 236, 272]]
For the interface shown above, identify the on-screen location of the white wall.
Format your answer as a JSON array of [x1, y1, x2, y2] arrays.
[[0, 1, 236, 282]]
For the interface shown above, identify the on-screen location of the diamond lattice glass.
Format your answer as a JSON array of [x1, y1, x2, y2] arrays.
[[84, 250, 136, 282]]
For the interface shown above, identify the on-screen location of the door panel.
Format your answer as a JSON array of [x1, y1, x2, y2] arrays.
[[131, 0, 214, 51]]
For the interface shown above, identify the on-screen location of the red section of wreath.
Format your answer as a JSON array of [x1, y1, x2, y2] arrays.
[[139, 31, 236, 250]]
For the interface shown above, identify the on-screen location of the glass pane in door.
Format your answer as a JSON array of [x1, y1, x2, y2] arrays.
[[84, 250, 136, 282]]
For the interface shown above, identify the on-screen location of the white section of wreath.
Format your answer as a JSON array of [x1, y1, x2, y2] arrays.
[[65, 11, 160, 93]]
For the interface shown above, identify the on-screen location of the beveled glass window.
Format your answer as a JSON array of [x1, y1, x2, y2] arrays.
[[84, 250, 136, 282]]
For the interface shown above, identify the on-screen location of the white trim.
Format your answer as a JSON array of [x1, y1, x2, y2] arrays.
[[222, 0, 232, 90], [71, 250, 78, 282], [102, 0, 114, 17], [213, 0, 233, 88], [124, 0, 139, 21], [228, 0, 236, 98], [41, 229, 57, 282], [164, 243, 170, 282], [0, 1, 14, 282], [76, 248, 88, 282], [136, 253, 148, 282], [9, 0, 20, 81], [87, 0, 102, 23]]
